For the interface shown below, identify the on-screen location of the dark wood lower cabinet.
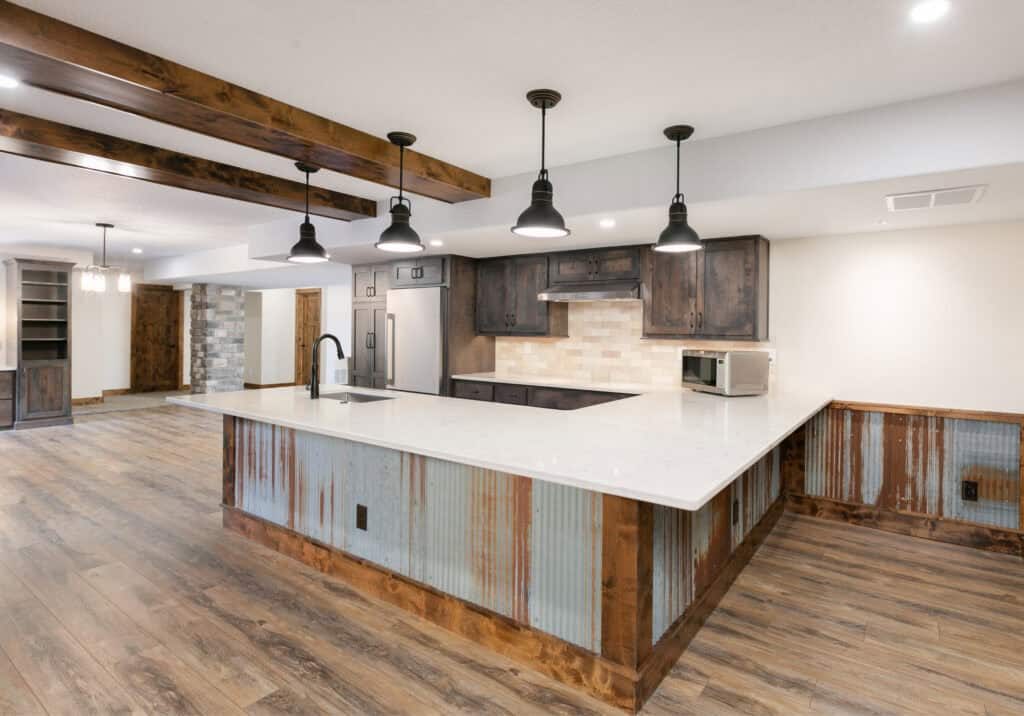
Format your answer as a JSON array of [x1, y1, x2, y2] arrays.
[[18, 360, 70, 425], [452, 380, 633, 410], [0, 370, 13, 429]]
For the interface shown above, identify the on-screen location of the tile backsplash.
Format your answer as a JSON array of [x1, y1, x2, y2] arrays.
[[495, 301, 770, 386]]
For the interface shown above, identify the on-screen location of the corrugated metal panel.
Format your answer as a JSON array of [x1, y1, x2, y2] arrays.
[[529, 481, 602, 652], [802, 408, 1020, 530], [652, 505, 690, 642], [234, 418, 603, 651], [943, 418, 1020, 530]]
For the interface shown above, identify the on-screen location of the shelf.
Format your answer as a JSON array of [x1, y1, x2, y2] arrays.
[[22, 318, 68, 323], [20, 298, 67, 304], [22, 338, 68, 342], [21, 281, 69, 287]]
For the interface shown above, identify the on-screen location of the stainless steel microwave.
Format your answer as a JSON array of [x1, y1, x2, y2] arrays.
[[681, 350, 770, 396]]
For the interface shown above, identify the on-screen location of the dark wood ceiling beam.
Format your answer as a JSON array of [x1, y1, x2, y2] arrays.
[[0, 1, 490, 203], [0, 107, 377, 221]]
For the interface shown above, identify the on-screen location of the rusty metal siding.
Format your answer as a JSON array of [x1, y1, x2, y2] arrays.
[[528, 481, 603, 652], [803, 408, 1020, 530], [652, 446, 781, 645], [234, 418, 603, 652], [652, 505, 690, 642], [942, 418, 1020, 530]]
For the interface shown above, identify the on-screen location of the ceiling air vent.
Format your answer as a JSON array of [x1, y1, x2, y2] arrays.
[[885, 185, 986, 212]]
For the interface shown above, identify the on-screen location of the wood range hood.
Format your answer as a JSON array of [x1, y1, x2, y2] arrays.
[[0, 0, 490, 206]]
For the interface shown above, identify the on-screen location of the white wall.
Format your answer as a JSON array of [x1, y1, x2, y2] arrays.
[[321, 278, 353, 384], [243, 291, 262, 384], [771, 221, 1024, 413], [259, 289, 296, 384], [70, 270, 134, 398]]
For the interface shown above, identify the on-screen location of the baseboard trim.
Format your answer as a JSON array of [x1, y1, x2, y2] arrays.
[[72, 396, 103, 406], [222, 506, 641, 711], [102, 388, 132, 397], [635, 497, 785, 705], [786, 493, 1024, 557], [14, 416, 73, 429], [243, 381, 296, 390]]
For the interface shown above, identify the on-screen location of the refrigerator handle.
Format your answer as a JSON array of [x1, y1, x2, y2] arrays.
[[386, 313, 396, 385]]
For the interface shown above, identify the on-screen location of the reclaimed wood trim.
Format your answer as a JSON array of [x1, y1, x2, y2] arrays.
[[0, 2, 489, 203], [637, 497, 784, 708], [70, 396, 102, 406], [102, 388, 132, 398], [600, 495, 654, 672], [1020, 421, 1023, 535], [780, 422, 806, 495], [829, 400, 1024, 425], [222, 415, 236, 508], [243, 382, 296, 390], [0, 108, 376, 221], [787, 493, 1024, 557], [222, 506, 642, 711]]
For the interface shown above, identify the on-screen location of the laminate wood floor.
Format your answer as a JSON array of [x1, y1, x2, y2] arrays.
[[0, 406, 1021, 715]]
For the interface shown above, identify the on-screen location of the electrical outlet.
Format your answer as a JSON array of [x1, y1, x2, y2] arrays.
[[356, 504, 368, 530], [961, 480, 979, 502], [732, 499, 740, 525]]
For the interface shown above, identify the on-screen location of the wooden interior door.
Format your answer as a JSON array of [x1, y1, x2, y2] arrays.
[[294, 288, 322, 385], [130, 284, 183, 392]]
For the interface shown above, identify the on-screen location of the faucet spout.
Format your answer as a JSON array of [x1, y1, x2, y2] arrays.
[[310, 333, 344, 399]]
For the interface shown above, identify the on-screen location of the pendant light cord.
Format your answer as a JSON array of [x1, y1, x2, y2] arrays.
[[674, 138, 682, 203], [101, 225, 107, 268], [539, 106, 548, 180], [304, 168, 310, 221], [398, 144, 405, 202]]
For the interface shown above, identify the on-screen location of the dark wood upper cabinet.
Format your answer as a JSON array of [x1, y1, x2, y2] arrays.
[[548, 247, 642, 285], [642, 236, 768, 341], [476, 255, 567, 336], [642, 248, 700, 337], [391, 257, 446, 288]]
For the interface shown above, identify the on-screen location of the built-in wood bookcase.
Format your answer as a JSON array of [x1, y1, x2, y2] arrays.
[[5, 259, 73, 428]]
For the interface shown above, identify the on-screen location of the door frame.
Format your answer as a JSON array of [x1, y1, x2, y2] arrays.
[[130, 283, 183, 393], [294, 288, 323, 385]]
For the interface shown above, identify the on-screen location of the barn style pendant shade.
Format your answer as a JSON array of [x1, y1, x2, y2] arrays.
[[653, 125, 702, 253], [288, 162, 330, 263], [82, 222, 131, 293], [512, 89, 570, 238], [376, 132, 424, 253]]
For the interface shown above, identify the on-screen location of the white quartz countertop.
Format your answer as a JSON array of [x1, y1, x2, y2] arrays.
[[169, 383, 830, 511]]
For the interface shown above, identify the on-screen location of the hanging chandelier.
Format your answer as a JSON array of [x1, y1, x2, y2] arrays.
[[82, 223, 131, 293]]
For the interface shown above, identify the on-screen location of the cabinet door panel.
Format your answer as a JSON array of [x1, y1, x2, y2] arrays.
[[476, 259, 510, 334], [642, 248, 699, 336], [509, 255, 549, 334], [353, 267, 373, 303], [351, 305, 371, 384], [19, 361, 68, 420], [701, 239, 756, 337], [453, 381, 494, 401], [591, 247, 641, 282]]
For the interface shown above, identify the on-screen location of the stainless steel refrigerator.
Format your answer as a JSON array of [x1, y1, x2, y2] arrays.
[[384, 287, 445, 394]]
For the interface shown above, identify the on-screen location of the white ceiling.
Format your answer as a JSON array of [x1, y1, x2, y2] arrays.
[[2, 0, 1024, 274], [15, 0, 1024, 178]]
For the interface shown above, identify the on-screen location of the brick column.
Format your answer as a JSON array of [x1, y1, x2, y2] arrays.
[[190, 284, 245, 393]]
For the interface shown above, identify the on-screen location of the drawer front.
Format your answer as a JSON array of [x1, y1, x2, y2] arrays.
[[493, 383, 528, 405], [0, 371, 13, 400], [453, 381, 494, 402], [0, 399, 12, 427], [527, 386, 631, 411]]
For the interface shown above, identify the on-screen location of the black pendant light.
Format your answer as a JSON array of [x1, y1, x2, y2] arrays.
[[288, 162, 330, 263], [376, 132, 424, 253], [511, 89, 570, 238], [653, 125, 702, 253]]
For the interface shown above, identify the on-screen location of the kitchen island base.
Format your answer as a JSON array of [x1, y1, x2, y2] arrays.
[[220, 415, 783, 711]]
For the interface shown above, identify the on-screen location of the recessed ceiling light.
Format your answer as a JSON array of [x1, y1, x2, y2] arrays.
[[910, 0, 950, 24], [429, 239, 444, 247], [0, 74, 20, 89], [599, 217, 616, 229], [131, 247, 143, 254]]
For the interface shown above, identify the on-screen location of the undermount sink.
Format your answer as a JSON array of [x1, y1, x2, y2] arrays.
[[319, 391, 394, 404]]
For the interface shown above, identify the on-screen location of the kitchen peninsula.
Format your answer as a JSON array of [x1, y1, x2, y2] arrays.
[[170, 382, 829, 710]]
